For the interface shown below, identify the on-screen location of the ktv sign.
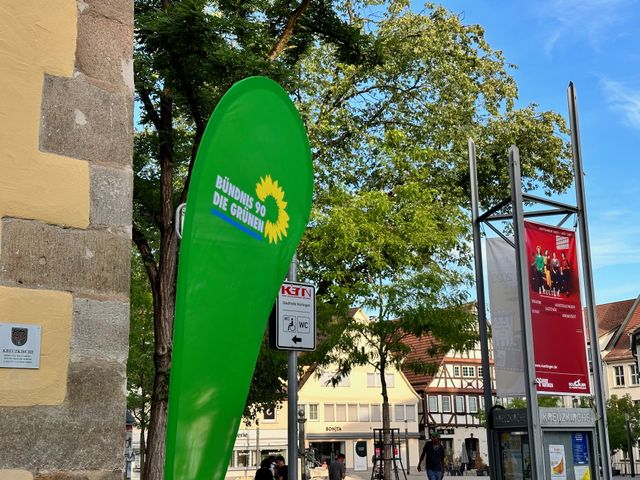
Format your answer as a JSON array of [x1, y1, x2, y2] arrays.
[[269, 281, 316, 351]]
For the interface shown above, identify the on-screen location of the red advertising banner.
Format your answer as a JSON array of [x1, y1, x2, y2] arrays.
[[525, 220, 590, 395]]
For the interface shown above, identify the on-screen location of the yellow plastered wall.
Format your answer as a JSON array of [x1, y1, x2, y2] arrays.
[[0, 0, 84, 406], [0, 0, 88, 227], [0, 286, 73, 406], [0, 470, 33, 480]]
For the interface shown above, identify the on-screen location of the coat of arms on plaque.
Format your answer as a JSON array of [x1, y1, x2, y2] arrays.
[[11, 327, 28, 347]]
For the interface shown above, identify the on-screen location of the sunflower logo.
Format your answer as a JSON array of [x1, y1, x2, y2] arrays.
[[255, 175, 289, 244]]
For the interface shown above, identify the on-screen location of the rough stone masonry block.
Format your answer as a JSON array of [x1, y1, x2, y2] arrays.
[[0, 361, 125, 471], [78, 0, 134, 25], [76, 5, 133, 89], [90, 164, 133, 227], [40, 75, 133, 167], [0, 219, 129, 297], [71, 298, 130, 363]]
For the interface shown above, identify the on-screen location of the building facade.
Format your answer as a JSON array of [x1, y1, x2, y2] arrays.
[[403, 335, 495, 471], [593, 296, 640, 470], [226, 310, 422, 478]]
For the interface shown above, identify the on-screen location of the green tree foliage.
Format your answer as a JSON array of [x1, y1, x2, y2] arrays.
[[128, 251, 155, 478], [606, 394, 640, 456], [133, 2, 574, 478], [296, 6, 572, 478], [133, 1, 371, 478]]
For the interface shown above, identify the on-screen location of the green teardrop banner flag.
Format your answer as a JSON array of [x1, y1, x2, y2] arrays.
[[165, 76, 313, 480]]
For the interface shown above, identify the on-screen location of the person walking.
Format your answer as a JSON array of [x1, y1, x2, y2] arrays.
[[417, 432, 445, 480], [329, 453, 346, 480]]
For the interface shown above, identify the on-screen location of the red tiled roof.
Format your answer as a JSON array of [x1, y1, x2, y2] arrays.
[[603, 297, 640, 361], [594, 299, 636, 337], [400, 333, 446, 392]]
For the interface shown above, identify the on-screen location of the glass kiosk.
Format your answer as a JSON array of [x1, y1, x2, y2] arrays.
[[492, 408, 597, 480]]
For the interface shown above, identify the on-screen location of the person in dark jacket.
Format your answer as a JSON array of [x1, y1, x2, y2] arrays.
[[275, 455, 288, 480], [256, 458, 275, 480]]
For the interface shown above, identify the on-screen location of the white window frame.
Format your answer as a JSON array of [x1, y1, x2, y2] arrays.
[[631, 364, 640, 385], [455, 395, 465, 413], [367, 372, 395, 388], [428, 395, 438, 413], [325, 403, 335, 422], [405, 404, 416, 421], [442, 395, 452, 413], [615, 365, 625, 386], [453, 365, 460, 377], [309, 403, 319, 421], [462, 366, 476, 378], [335, 403, 347, 422], [320, 371, 350, 387], [468, 396, 478, 413], [371, 404, 382, 422], [348, 404, 358, 422], [358, 404, 370, 422], [394, 404, 405, 421]]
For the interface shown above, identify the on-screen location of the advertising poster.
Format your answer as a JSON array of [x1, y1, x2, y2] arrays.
[[549, 445, 567, 479], [572, 433, 591, 480], [525, 221, 590, 395], [486, 237, 525, 396]]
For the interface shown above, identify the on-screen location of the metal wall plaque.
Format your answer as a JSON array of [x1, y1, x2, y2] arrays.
[[0, 323, 41, 369]]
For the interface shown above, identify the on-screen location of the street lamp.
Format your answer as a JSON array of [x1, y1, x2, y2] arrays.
[[298, 407, 307, 480], [626, 412, 636, 478]]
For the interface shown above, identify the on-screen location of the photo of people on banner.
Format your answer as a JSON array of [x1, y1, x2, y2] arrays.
[[529, 233, 576, 298], [524, 220, 590, 396]]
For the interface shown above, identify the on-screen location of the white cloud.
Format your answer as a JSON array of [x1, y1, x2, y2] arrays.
[[533, 0, 634, 53], [601, 79, 640, 128], [590, 223, 640, 267]]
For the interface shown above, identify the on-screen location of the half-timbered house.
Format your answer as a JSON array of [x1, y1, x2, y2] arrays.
[[402, 334, 496, 470]]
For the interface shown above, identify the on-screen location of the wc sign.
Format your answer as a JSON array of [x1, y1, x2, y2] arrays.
[[269, 281, 316, 351]]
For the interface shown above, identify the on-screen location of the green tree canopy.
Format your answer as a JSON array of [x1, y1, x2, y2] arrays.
[[606, 394, 640, 456], [132, 2, 575, 478]]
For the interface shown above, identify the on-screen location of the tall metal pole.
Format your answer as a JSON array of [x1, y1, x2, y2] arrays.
[[288, 256, 299, 480], [567, 82, 612, 480], [509, 146, 545, 480], [467, 139, 497, 480], [404, 420, 410, 474]]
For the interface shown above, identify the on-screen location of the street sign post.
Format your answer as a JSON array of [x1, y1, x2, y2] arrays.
[[270, 281, 316, 351]]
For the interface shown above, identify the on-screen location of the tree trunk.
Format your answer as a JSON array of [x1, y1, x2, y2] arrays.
[[140, 426, 146, 480], [380, 358, 392, 480], [142, 89, 178, 480]]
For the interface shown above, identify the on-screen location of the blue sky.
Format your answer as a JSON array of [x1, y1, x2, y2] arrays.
[[420, 0, 640, 305]]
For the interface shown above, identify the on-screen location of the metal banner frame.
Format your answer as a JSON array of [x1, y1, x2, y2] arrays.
[[468, 83, 611, 480]]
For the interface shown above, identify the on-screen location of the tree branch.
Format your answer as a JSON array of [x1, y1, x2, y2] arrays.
[[179, 125, 205, 205], [268, 0, 312, 61], [138, 85, 163, 132], [133, 224, 159, 289]]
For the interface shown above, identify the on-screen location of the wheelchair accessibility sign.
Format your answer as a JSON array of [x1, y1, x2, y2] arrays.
[[269, 281, 316, 351]]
